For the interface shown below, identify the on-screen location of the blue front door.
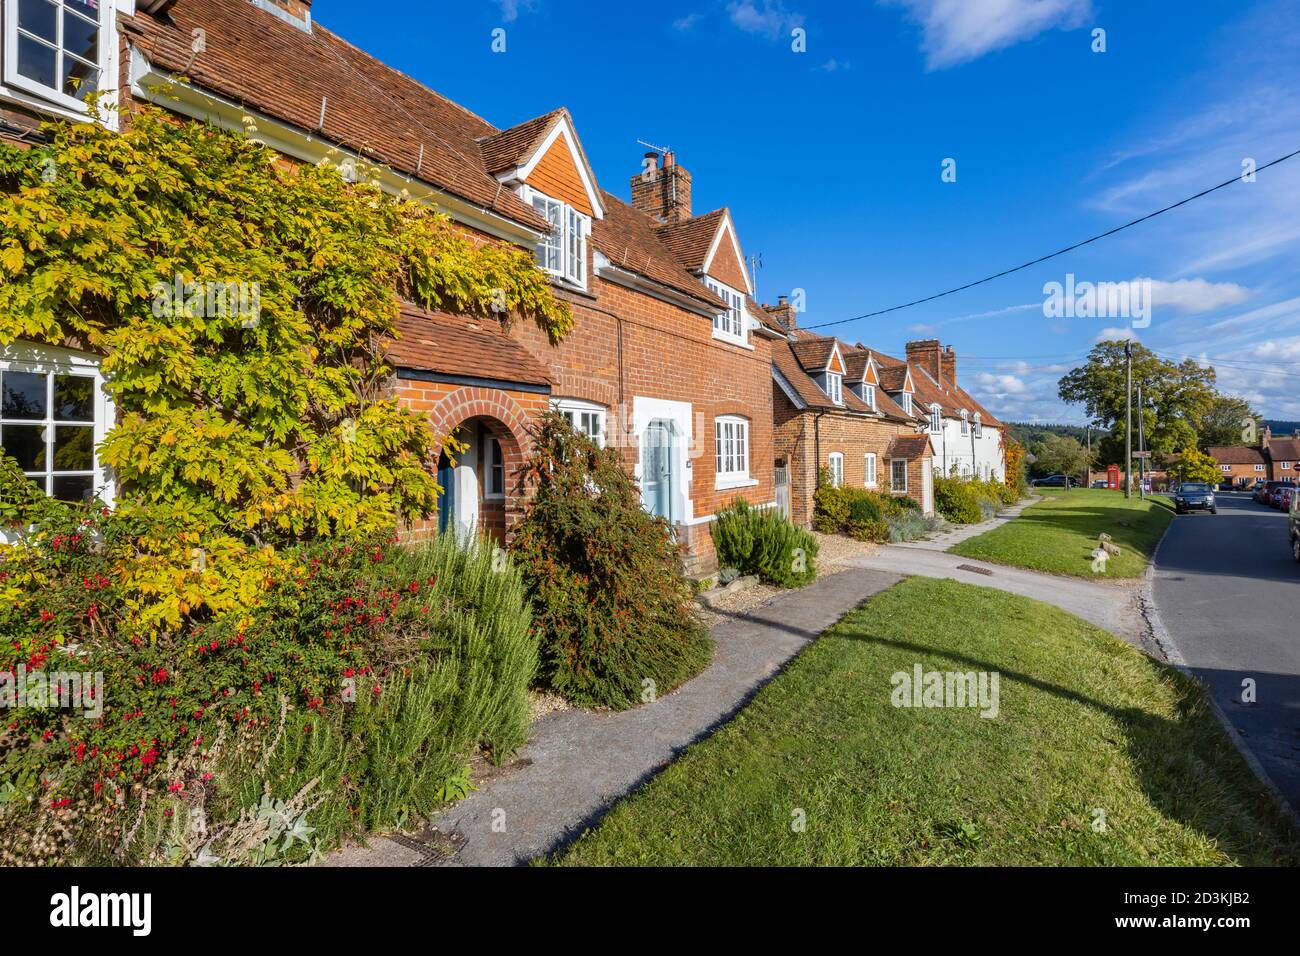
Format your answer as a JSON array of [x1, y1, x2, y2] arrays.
[[437, 451, 455, 535]]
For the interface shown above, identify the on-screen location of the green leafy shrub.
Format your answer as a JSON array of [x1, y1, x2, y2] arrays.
[[844, 496, 889, 542], [712, 499, 819, 587], [812, 471, 849, 534], [935, 477, 1011, 524], [0, 475, 535, 864], [511, 415, 712, 710]]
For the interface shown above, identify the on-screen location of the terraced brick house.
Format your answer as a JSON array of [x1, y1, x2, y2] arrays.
[[1206, 444, 1268, 487], [1, 0, 783, 573], [1262, 428, 1300, 484], [768, 304, 936, 523]]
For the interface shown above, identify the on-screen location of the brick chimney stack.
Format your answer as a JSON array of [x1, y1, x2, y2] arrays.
[[941, 345, 956, 385], [1262, 424, 1272, 449], [630, 150, 692, 224], [253, 0, 313, 30], [764, 295, 797, 332], [905, 339, 944, 385]]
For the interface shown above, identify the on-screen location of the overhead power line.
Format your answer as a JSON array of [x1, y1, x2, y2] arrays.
[[806, 148, 1300, 332]]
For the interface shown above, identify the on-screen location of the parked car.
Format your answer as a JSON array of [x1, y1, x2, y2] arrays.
[[1090, 479, 1108, 489], [1269, 484, 1292, 508], [1032, 474, 1076, 489], [1290, 491, 1300, 562], [1280, 487, 1296, 511], [1173, 481, 1217, 515], [1255, 481, 1285, 504]]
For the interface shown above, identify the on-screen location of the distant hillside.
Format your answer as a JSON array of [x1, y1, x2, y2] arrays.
[[1264, 420, 1300, 437], [1006, 422, 1103, 448]]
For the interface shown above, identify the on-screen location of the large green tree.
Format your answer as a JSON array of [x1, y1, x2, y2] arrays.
[[1198, 394, 1262, 449], [1057, 341, 1217, 465], [1028, 434, 1091, 479]]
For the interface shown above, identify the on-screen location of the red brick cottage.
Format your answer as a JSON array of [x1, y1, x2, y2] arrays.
[[0, 0, 783, 573]]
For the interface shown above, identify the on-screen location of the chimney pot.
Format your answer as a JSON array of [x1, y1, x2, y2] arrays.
[[629, 149, 692, 223], [778, 294, 788, 306]]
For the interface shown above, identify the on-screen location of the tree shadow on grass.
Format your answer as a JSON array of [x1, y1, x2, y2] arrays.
[[842, 631, 1300, 865]]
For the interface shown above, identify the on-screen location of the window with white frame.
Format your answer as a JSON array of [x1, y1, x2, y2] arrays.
[[527, 188, 588, 287], [484, 437, 505, 499], [4, 0, 104, 112], [960, 411, 969, 435], [973, 413, 982, 438], [863, 384, 876, 410], [827, 452, 843, 488], [704, 278, 746, 342], [1283, 461, 1291, 470], [1, 351, 110, 503], [899, 392, 912, 414], [714, 416, 750, 483], [1255, 464, 1266, 472], [552, 398, 605, 447], [928, 404, 942, 433], [826, 372, 843, 405], [864, 452, 877, 487], [890, 458, 907, 494]]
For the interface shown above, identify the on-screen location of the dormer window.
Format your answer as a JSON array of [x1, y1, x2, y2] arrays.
[[5, 0, 104, 112], [900, 392, 912, 414], [526, 187, 588, 288], [928, 404, 942, 433], [960, 411, 970, 435], [863, 384, 876, 410], [704, 278, 746, 344], [826, 372, 843, 405]]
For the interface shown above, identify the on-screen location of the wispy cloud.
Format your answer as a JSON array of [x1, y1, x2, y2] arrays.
[[817, 57, 851, 72], [493, 0, 536, 23], [673, 12, 703, 31], [1095, 326, 1140, 343], [727, 0, 804, 40], [879, 0, 1092, 70]]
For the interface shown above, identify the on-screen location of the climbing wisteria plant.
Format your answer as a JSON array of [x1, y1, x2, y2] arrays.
[[0, 103, 571, 541]]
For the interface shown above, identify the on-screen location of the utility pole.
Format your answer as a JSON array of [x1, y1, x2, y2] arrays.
[[1124, 340, 1133, 499], [1137, 383, 1146, 499]]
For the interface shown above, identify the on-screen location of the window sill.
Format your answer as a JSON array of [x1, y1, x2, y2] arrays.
[[715, 475, 758, 491], [711, 331, 753, 350]]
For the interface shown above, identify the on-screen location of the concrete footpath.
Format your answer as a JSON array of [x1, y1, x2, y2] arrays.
[[321, 566, 903, 867]]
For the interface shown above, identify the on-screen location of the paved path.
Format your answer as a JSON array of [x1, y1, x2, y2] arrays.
[[1149, 491, 1300, 813], [846, 545, 1152, 651], [321, 566, 903, 867], [901, 496, 1039, 551]]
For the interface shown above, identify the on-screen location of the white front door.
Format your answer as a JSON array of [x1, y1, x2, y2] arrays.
[[922, 458, 934, 515]]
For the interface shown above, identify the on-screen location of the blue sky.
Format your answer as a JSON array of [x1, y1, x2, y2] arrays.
[[312, 0, 1300, 424]]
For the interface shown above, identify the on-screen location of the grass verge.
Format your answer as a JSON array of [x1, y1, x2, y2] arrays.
[[553, 578, 1299, 866], [949, 488, 1174, 578]]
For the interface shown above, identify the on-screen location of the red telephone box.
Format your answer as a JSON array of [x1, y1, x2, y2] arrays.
[[1106, 464, 1120, 490]]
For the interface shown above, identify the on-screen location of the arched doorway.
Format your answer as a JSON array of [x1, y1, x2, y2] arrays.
[[435, 415, 522, 544]]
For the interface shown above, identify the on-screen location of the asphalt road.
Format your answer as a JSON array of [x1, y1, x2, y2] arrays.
[[1152, 490, 1300, 809]]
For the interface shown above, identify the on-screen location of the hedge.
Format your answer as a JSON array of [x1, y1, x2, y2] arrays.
[[712, 498, 819, 588]]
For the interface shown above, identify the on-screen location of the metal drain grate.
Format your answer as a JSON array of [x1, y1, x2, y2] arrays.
[[955, 564, 993, 576]]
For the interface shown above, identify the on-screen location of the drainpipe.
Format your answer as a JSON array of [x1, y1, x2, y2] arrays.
[[814, 409, 826, 489]]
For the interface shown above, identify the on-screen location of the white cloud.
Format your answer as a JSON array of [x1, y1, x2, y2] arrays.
[[880, 0, 1092, 70], [817, 57, 852, 72], [973, 372, 1028, 396], [1148, 278, 1250, 315], [1095, 326, 1140, 343], [493, 0, 535, 23], [727, 0, 804, 39], [673, 12, 703, 30]]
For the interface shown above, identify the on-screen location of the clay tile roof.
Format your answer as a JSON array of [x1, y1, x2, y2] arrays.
[[1208, 446, 1266, 465], [1267, 439, 1300, 462], [477, 109, 566, 174], [877, 364, 910, 392], [123, 0, 547, 233], [886, 435, 934, 460], [384, 304, 551, 388], [790, 337, 838, 372], [746, 298, 787, 336], [843, 350, 871, 382], [593, 194, 725, 309], [773, 341, 835, 409], [654, 209, 727, 272]]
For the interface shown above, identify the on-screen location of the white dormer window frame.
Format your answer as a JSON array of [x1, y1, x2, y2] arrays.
[[4, 0, 110, 115], [863, 383, 876, 410], [826, 371, 843, 405], [704, 277, 747, 345], [973, 413, 983, 438], [960, 410, 970, 436], [900, 391, 912, 415], [521, 185, 589, 290], [928, 404, 942, 434]]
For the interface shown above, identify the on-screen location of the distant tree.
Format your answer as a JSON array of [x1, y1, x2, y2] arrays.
[[1199, 394, 1261, 448], [1058, 341, 1216, 465], [1029, 434, 1091, 479], [1171, 446, 1221, 484]]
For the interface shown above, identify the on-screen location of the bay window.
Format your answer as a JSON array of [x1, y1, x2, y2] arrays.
[[5, 0, 103, 111]]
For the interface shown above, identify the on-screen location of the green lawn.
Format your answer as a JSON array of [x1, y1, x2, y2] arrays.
[[553, 578, 1299, 866], [948, 487, 1174, 578]]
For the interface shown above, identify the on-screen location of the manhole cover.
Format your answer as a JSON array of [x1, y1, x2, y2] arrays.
[[955, 564, 993, 576]]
